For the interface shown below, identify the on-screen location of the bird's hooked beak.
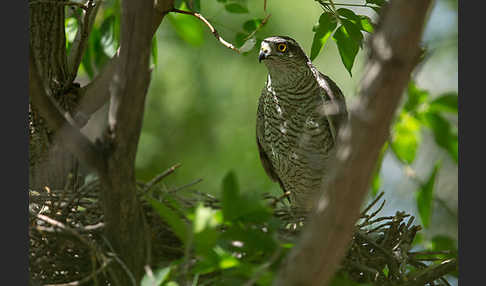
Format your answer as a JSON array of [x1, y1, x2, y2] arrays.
[[258, 41, 271, 63], [258, 50, 267, 63]]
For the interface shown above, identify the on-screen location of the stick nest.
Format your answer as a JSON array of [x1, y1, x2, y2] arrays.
[[29, 173, 457, 286]]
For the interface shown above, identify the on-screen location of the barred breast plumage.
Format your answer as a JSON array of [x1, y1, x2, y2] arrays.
[[256, 36, 347, 211]]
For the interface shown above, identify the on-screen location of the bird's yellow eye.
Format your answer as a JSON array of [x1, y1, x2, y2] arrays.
[[277, 43, 287, 52]]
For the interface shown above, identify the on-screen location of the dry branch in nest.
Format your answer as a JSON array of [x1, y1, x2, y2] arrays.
[[29, 168, 457, 286]]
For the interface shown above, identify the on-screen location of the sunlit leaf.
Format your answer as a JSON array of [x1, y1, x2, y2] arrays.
[[99, 15, 118, 57], [390, 112, 421, 164], [193, 204, 221, 233], [141, 266, 171, 286], [310, 12, 337, 61], [332, 20, 363, 76], [359, 16, 374, 33], [214, 246, 240, 269], [65, 18, 78, 44], [225, 3, 249, 14], [416, 162, 440, 229]]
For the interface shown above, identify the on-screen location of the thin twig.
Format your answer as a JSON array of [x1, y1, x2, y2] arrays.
[[102, 236, 137, 286], [360, 191, 385, 218], [29, 52, 107, 175], [68, 0, 99, 83], [243, 247, 282, 286], [43, 259, 111, 286], [171, 8, 240, 53], [169, 178, 204, 193], [242, 13, 271, 43], [270, 191, 291, 207], [143, 163, 182, 193]]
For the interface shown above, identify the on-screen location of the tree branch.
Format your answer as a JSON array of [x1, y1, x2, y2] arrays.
[[273, 1, 433, 285], [171, 8, 240, 53], [73, 0, 175, 127], [406, 259, 457, 286], [29, 51, 106, 176], [67, 0, 100, 83]]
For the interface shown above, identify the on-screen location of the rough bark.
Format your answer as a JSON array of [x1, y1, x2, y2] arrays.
[[97, 0, 156, 283], [29, 0, 175, 284], [29, 0, 79, 190], [272, 1, 434, 285]]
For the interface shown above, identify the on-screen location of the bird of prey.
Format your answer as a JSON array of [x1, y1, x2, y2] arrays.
[[256, 36, 348, 211]]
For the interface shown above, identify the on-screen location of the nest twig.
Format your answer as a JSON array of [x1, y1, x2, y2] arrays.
[[29, 165, 457, 286]]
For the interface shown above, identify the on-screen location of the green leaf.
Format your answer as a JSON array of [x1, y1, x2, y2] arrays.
[[422, 112, 458, 162], [366, 0, 386, 6], [239, 37, 257, 53], [146, 196, 189, 244], [428, 92, 458, 113], [371, 142, 388, 196], [191, 205, 222, 255], [359, 16, 374, 33], [221, 171, 272, 222], [310, 12, 337, 61], [168, 3, 204, 46], [151, 36, 158, 67], [404, 81, 429, 113], [193, 204, 222, 233], [214, 246, 240, 269], [189, 0, 201, 12], [332, 20, 363, 76], [65, 17, 78, 44], [225, 3, 249, 14], [235, 32, 248, 47], [221, 171, 240, 221], [337, 9, 374, 33], [243, 18, 264, 33], [141, 266, 171, 286], [390, 112, 421, 164], [431, 235, 457, 254], [416, 162, 440, 228], [337, 8, 361, 23], [99, 15, 118, 57]]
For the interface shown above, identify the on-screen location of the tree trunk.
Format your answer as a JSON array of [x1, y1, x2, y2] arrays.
[[29, 0, 176, 285], [29, 1, 82, 191], [273, 0, 434, 285]]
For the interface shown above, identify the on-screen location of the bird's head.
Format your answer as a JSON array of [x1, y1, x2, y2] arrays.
[[258, 36, 309, 68]]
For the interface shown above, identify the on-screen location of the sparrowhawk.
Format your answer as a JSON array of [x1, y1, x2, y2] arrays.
[[256, 36, 348, 211]]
